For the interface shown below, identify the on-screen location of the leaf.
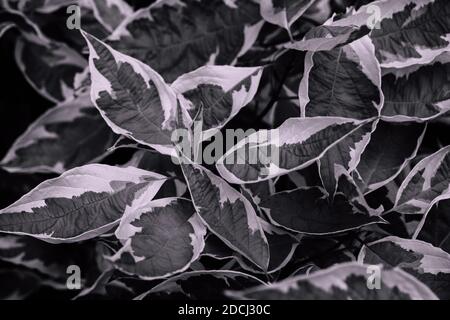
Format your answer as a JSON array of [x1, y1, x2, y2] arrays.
[[180, 160, 270, 270], [286, 24, 370, 51], [136, 270, 265, 300], [394, 145, 450, 214], [370, 0, 450, 69], [415, 198, 450, 254], [0, 269, 41, 300], [226, 262, 438, 300], [111, 197, 206, 280], [319, 121, 377, 196], [0, 94, 116, 174], [15, 33, 87, 103], [216, 117, 369, 184], [355, 121, 426, 194], [83, 31, 179, 155], [381, 55, 450, 122], [0, 164, 166, 243], [260, 0, 315, 37], [172, 65, 263, 140], [299, 35, 383, 120], [358, 236, 450, 299], [107, 0, 263, 82], [260, 186, 384, 235], [81, 0, 134, 32], [0, 235, 95, 279]]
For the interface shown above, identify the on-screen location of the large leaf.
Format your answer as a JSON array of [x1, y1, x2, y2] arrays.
[[15, 33, 86, 103], [172, 65, 263, 140], [180, 160, 270, 271], [260, 186, 383, 235], [111, 198, 206, 280], [227, 262, 438, 299], [355, 121, 426, 194], [260, 0, 315, 37], [0, 94, 116, 174], [0, 164, 166, 243], [136, 270, 265, 300], [108, 0, 263, 82], [83, 31, 179, 155], [216, 117, 369, 184], [299, 35, 383, 120], [394, 145, 450, 214], [358, 236, 450, 299], [381, 55, 450, 122]]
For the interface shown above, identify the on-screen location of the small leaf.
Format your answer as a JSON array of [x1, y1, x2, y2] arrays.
[[394, 145, 450, 214], [111, 198, 206, 280], [172, 65, 263, 140]]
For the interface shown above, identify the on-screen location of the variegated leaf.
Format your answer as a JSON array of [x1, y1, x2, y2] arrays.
[[136, 270, 265, 300], [111, 198, 206, 280], [319, 121, 377, 196], [172, 65, 263, 140], [227, 262, 438, 300], [216, 117, 368, 184], [0, 164, 166, 243], [358, 236, 450, 299], [381, 55, 450, 122], [180, 161, 270, 271], [415, 198, 450, 254], [80, 0, 133, 32], [355, 121, 426, 194], [0, 94, 116, 174], [83, 31, 179, 155], [15, 33, 87, 103], [260, 0, 315, 37], [107, 0, 263, 82], [260, 186, 384, 235], [394, 145, 450, 214], [288, 0, 450, 70], [299, 36, 383, 119]]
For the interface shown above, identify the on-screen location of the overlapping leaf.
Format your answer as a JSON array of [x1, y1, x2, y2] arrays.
[[355, 121, 426, 194], [15, 33, 86, 103], [172, 65, 263, 140], [216, 117, 368, 184], [260, 0, 315, 37], [0, 164, 166, 243], [111, 198, 206, 280], [83, 31, 179, 155], [259, 186, 383, 235], [136, 270, 265, 300], [381, 55, 450, 122], [108, 0, 263, 82], [81, 0, 133, 32], [180, 160, 270, 271], [394, 146, 450, 214], [299, 35, 383, 119], [0, 94, 116, 174], [227, 262, 438, 300], [358, 236, 450, 299]]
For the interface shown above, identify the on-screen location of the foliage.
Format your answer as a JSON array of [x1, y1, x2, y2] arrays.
[[0, 0, 449, 300]]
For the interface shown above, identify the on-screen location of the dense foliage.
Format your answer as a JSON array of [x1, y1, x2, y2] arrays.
[[0, 0, 449, 300]]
